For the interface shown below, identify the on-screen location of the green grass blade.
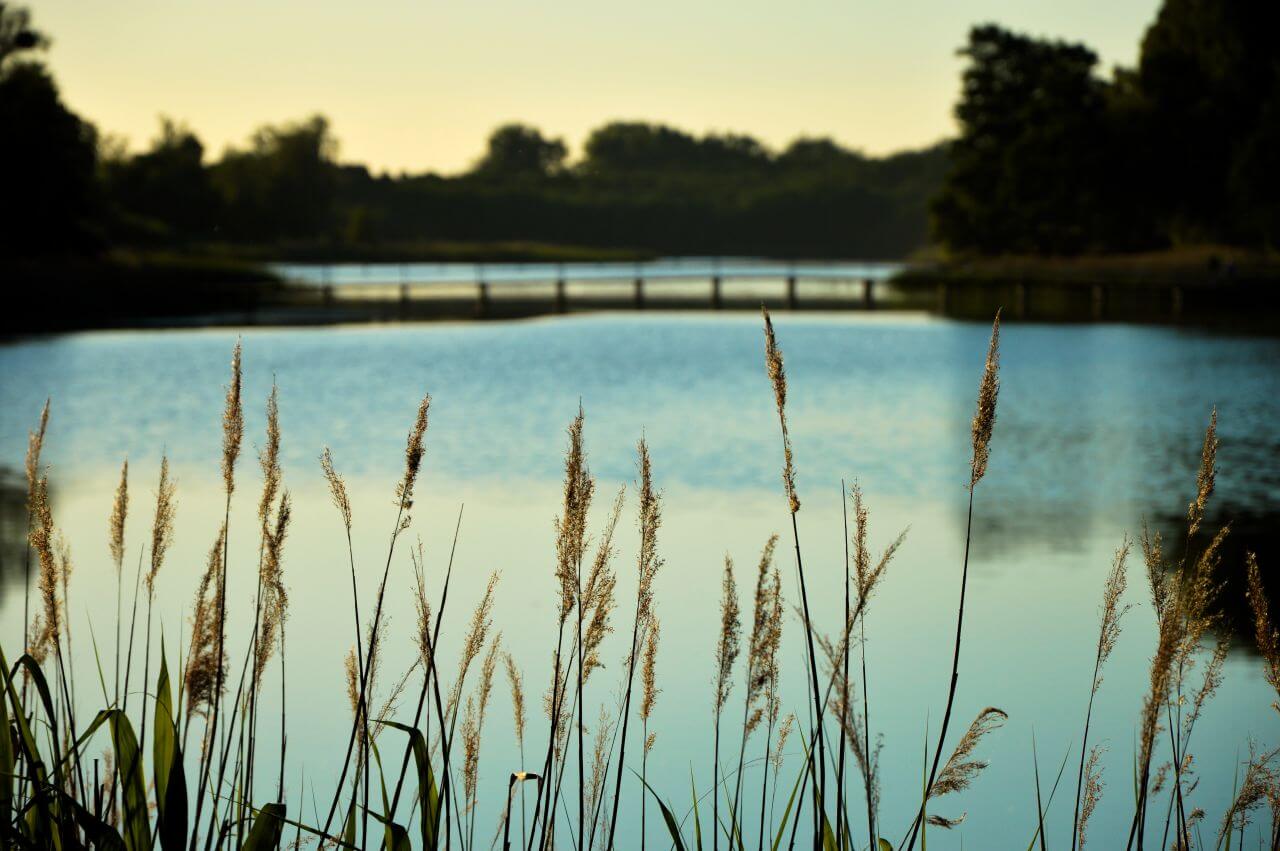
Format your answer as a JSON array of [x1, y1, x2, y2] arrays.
[[690, 768, 704, 851], [380, 720, 439, 850], [244, 802, 287, 850], [107, 709, 150, 851], [630, 769, 688, 851]]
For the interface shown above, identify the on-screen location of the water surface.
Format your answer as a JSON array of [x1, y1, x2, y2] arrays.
[[1, 314, 1276, 846]]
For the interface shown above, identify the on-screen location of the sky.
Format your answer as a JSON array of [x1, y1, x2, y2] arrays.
[[37, 0, 1162, 175]]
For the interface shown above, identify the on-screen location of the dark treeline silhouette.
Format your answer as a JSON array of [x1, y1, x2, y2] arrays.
[[100, 117, 947, 260], [3, 0, 1279, 264], [934, 1, 1280, 254]]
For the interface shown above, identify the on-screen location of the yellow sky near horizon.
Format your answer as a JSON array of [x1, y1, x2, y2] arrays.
[[36, 0, 1161, 175]]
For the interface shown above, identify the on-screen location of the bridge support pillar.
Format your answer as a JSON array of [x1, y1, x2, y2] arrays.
[[862, 278, 874, 310], [555, 278, 567, 313], [786, 275, 797, 310], [476, 281, 490, 318], [711, 275, 722, 309], [399, 283, 410, 319], [634, 277, 644, 309], [1091, 283, 1106, 320], [1171, 285, 1183, 319]]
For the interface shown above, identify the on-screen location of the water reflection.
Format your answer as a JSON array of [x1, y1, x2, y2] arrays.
[[0, 467, 26, 591]]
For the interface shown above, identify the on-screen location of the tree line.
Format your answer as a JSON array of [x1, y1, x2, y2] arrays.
[[3, 0, 1278, 261]]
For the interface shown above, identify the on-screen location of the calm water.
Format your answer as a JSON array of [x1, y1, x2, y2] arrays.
[[2, 313, 1277, 847]]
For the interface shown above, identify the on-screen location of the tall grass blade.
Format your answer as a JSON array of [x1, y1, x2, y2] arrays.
[[243, 802, 286, 850], [107, 709, 150, 851]]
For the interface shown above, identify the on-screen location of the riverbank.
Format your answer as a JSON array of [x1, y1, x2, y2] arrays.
[[893, 246, 1280, 326]]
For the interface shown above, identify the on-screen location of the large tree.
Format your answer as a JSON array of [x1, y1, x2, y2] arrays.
[[930, 24, 1111, 255]]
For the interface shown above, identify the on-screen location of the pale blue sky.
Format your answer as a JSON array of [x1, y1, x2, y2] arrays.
[[38, 0, 1162, 174]]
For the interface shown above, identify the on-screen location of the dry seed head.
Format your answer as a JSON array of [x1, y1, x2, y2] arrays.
[[1141, 521, 1169, 617], [636, 437, 664, 627], [461, 696, 480, 806], [1244, 552, 1280, 708], [254, 490, 292, 688], [395, 393, 431, 510], [969, 310, 1001, 488], [762, 308, 800, 513], [108, 458, 128, 573], [448, 572, 499, 720], [1138, 602, 1180, 774], [413, 560, 435, 669], [714, 554, 741, 711], [1188, 408, 1217, 536], [24, 399, 50, 509], [773, 713, 795, 772], [1219, 743, 1279, 839], [927, 814, 966, 829], [344, 647, 360, 718], [146, 455, 176, 595], [554, 407, 594, 622], [185, 526, 227, 716], [641, 615, 661, 721], [1092, 537, 1132, 694], [1077, 745, 1105, 850], [221, 340, 243, 495], [1185, 635, 1229, 732], [644, 731, 657, 755], [29, 474, 59, 650], [585, 704, 615, 826], [477, 635, 500, 728], [929, 707, 1008, 798], [582, 488, 623, 679], [257, 382, 281, 527], [320, 447, 352, 531], [746, 535, 780, 734], [504, 653, 526, 747]]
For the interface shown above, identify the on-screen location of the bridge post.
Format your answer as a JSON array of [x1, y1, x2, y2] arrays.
[[476, 281, 490, 318], [399, 283, 410, 319], [862, 278, 874, 310], [634, 277, 645, 309], [1171, 284, 1183, 319], [1091, 283, 1106, 320], [711, 275, 722, 309], [555, 277, 567, 313], [322, 284, 334, 308], [786, 275, 797, 310]]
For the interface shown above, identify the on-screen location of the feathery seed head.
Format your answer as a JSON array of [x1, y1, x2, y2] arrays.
[[970, 311, 1001, 488], [1188, 408, 1217, 536], [320, 447, 352, 531], [396, 393, 431, 510], [146, 455, 176, 594], [762, 308, 800, 513], [929, 707, 1008, 799], [504, 653, 526, 747], [641, 615, 661, 722], [108, 458, 128, 572], [714, 555, 742, 711], [221, 340, 244, 494]]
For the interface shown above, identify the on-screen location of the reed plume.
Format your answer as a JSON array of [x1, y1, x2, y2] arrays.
[[462, 696, 480, 811], [396, 393, 431, 511], [745, 536, 780, 734], [928, 706, 1007, 799], [320, 447, 352, 532], [145, 456, 176, 595], [1245, 552, 1280, 711], [582, 488, 623, 681], [908, 312, 1002, 851], [772, 714, 795, 773], [1077, 746, 1105, 850], [712, 554, 740, 851], [108, 459, 128, 572], [448, 572, 499, 722], [222, 340, 243, 494], [29, 473, 58, 654], [604, 438, 662, 851], [506, 653, 526, 749], [22, 399, 51, 656], [585, 704, 614, 847], [1187, 408, 1217, 537], [555, 407, 593, 623], [762, 309, 798, 514], [1071, 538, 1130, 851], [641, 616, 660, 725], [185, 527, 227, 719], [1217, 744, 1279, 843], [970, 310, 1000, 487], [253, 491, 291, 688]]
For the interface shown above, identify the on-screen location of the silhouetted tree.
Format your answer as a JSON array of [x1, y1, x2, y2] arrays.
[[931, 24, 1110, 254], [209, 115, 339, 241], [104, 117, 221, 239], [0, 4, 98, 256], [472, 123, 567, 179]]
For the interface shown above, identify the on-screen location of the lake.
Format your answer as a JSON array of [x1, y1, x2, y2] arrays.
[[2, 312, 1277, 847]]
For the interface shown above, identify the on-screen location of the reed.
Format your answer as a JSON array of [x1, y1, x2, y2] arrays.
[[5, 322, 1280, 851]]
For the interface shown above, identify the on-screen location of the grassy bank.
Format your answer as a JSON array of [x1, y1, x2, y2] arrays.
[[3, 313, 1278, 850]]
